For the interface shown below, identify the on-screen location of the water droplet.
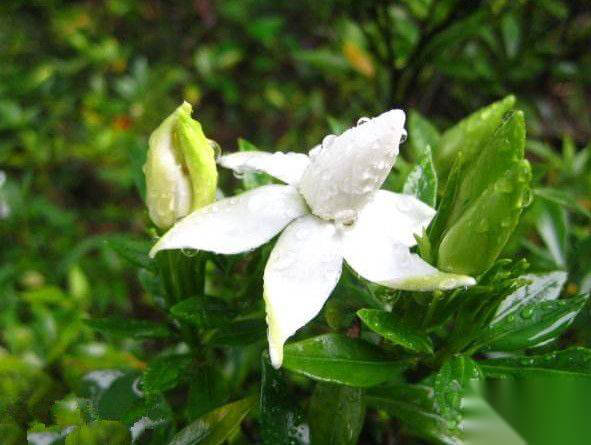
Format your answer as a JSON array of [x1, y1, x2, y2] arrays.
[[322, 134, 337, 149], [520, 306, 534, 319], [208, 139, 222, 160], [399, 129, 407, 144]]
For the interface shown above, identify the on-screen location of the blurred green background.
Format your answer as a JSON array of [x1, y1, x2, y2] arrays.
[[1, 0, 590, 443]]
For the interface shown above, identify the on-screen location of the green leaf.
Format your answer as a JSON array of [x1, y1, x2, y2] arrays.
[[428, 153, 463, 260], [85, 317, 171, 340], [494, 271, 567, 320], [407, 110, 440, 161], [480, 347, 591, 379], [435, 95, 516, 176], [81, 371, 143, 421], [433, 355, 483, 425], [534, 187, 591, 219], [260, 354, 307, 445], [64, 421, 131, 445], [446, 111, 526, 228], [365, 394, 460, 445], [402, 145, 438, 207], [357, 309, 433, 354], [438, 160, 532, 275], [206, 318, 266, 346], [535, 197, 569, 268], [282, 334, 412, 387], [143, 354, 192, 394], [308, 383, 365, 445], [168, 396, 256, 445], [186, 366, 229, 420], [477, 294, 587, 351], [170, 297, 235, 329], [105, 238, 155, 272]]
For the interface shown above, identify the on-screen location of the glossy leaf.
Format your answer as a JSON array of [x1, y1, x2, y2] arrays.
[[206, 318, 266, 346], [407, 110, 440, 161], [535, 197, 569, 268], [186, 365, 229, 420], [365, 393, 460, 445], [480, 347, 591, 379], [85, 317, 171, 340], [446, 111, 526, 228], [438, 160, 532, 275], [494, 271, 567, 321], [402, 144, 438, 207], [170, 297, 235, 329], [433, 355, 483, 425], [168, 396, 256, 445], [142, 354, 192, 394], [260, 354, 308, 445], [308, 383, 364, 445], [357, 309, 433, 354], [435, 95, 516, 176], [282, 334, 412, 387], [106, 238, 155, 272]]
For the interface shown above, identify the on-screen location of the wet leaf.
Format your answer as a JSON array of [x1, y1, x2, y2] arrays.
[[357, 309, 433, 354], [282, 334, 412, 387]]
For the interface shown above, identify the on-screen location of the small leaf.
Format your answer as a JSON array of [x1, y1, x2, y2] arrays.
[[143, 354, 192, 394], [64, 421, 130, 445], [105, 238, 155, 272], [308, 383, 365, 445], [81, 370, 143, 421], [206, 318, 266, 346], [260, 354, 308, 445], [402, 145, 438, 207], [186, 365, 229, 420], [407, 110, 440, 161], [170, 297, 235, 329], [494, 271, 567, 321], [86, 317, 171, 340], [433, 355, 483, 425], [480, 347, 591, 379], [357, 309, 433, 354], [168, 396, 256, 445], [535, 197, 569, 268], [365, 394, 460, 445], [534, 187, 591, 219], [282, 333, 412, 387]]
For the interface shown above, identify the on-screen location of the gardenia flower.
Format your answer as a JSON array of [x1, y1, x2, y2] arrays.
[[150, 110, 476, 368]]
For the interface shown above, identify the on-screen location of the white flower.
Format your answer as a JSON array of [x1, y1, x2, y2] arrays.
[[149, 110, 476, 368]]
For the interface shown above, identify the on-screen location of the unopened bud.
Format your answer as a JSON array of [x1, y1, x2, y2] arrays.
[[144, 102, 218, 229]]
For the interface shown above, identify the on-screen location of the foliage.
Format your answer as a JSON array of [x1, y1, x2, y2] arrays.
[[1, 0, 590, 444]]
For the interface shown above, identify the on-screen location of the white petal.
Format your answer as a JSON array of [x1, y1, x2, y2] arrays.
[[343, 224, 475, 292], [150, 185, 308, 257], [354, 190, 436, 247], [298, 109, 405, 223], [264, 215, 343, 368], [218, 151, 310, 185]]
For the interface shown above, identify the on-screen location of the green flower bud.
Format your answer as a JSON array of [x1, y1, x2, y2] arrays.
[[435, 95, 516, 177], [144, 102, 218, 229], [437, 159, 532, 276]]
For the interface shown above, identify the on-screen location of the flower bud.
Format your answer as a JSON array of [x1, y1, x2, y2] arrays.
[[144, 102, 218, 229]]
